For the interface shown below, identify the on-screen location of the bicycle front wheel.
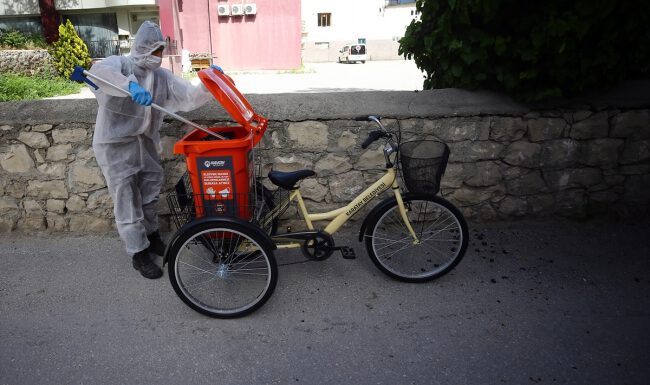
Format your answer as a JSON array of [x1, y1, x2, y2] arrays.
[[365, 193, 468, 282], [167, 220, 277, 318]]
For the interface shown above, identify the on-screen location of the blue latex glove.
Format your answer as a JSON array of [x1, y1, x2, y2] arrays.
[[128, 81, 152, 106], [210, 64, 224, 73]]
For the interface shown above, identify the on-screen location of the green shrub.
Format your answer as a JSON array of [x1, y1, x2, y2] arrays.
[[0, 30, 28, 48], [49, 19, 92, 79], [0, 29, 48, 49], [399, 0, 650, 102], [0, 73, 83, 101]]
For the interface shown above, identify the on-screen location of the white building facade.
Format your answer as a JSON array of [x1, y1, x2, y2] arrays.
[[301, 0, 417, 62]]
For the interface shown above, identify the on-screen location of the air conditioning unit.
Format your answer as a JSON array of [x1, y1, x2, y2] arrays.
[[231, 4, 244, 16], [217, 4, 230, 16], [244, 3, 257, 15]]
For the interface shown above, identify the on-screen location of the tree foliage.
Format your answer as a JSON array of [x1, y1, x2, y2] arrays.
[[49, 19, 92, 79], [399, 0, 650, 102]]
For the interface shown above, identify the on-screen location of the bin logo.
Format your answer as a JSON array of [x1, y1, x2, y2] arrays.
[[204, 160, 226, 168]]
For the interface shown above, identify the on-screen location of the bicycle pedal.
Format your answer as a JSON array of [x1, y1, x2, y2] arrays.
[[340, 247, 356, 259]]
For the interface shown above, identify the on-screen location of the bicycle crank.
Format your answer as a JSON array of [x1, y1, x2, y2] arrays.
[[301, 231, 335, 261]]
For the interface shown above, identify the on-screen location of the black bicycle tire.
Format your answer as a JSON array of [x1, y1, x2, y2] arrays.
[[364, 193, 468, 283], [167, 219, 278, 318]]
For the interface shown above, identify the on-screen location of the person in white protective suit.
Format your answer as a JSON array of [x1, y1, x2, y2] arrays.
[[90, 21, 214, 279]]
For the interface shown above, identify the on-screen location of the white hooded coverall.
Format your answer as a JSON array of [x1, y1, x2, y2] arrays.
[[90, 21, 213, 254]]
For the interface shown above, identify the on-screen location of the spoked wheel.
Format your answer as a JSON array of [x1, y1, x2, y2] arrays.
[[167, 219, 277, 318], [364, 193, 468, 282]]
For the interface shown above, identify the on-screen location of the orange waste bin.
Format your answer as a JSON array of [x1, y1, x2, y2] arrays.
[[173, 68, 267, 221]]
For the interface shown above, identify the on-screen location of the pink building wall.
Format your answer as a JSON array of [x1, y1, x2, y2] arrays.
[[159, 0, 301, 70]]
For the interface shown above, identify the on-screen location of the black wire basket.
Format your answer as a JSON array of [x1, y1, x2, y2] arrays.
[[166, 173, 285, 234], [399, 140, 450, 195]]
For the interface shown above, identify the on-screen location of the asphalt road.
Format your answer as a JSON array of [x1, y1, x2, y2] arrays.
[[1, 219, 649, 385]]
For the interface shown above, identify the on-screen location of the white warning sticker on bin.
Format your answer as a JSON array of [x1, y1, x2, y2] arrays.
[[201, 170, 232, 199]]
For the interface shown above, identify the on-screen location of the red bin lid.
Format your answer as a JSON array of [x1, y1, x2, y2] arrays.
[[198, 68, 267, 145]]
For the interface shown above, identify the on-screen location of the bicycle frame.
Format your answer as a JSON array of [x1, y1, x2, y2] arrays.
[[272, 166, 420, 249]]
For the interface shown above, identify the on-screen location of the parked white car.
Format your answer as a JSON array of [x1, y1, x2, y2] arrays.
[[338, 44, 367, 64]]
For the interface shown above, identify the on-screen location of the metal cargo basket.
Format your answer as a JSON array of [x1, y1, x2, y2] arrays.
[[399, 140, 450, 194]]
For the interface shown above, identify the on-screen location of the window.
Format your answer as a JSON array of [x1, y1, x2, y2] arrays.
[[318, 13, 331, 27]]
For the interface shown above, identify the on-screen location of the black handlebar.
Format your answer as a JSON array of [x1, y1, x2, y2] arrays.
[[361, 130, 385, 149]]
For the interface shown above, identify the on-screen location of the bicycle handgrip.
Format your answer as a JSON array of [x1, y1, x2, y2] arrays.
[[361, 130, 382, 149]]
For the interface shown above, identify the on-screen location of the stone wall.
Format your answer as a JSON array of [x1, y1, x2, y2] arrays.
[[0, 88, 649, 234], [0, 49, 58, 77]]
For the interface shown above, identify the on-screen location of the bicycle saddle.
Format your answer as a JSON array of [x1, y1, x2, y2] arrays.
[[268, 170, 316, 190]]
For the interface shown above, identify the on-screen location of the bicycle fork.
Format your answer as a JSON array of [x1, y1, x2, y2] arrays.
[[392, 182, 421, 245]]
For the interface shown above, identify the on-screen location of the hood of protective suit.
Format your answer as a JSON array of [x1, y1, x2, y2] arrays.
[[130, 21, 166, 69]]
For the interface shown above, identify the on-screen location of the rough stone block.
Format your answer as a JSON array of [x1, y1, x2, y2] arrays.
[[543, 168, 602, 191], [328, 171, 364, 203], [31, 124, 53, 133], [490, 117, 527, 141], [540, 139, 579, 168], [0, 196, 19, 212], [1, 144, 35, 173], [23, 200, 43, 215], [333, 131, 358, 152], [356, 148, 384, 171], [570, 111, 609, 139], [27, 180, 68, 199], [86, 190, 113, 212], [68, 215, 113, 233], [465, 161, 502, 187], [315, 154, 352, 176], [46, 199, 66, 214], [46, 213, 68, 232], [0, 217, 16, 232], [623, 174, 650, 203], [578, 139, 624, 167], [287, 121, 329, 151], [498, 196, 527, 216], [527, 118, 566, 142], [619, 164, 650, 175], [506, 171, 547, 195], [66, 195, 86, 212], [448, 141, 505, 162], [610, 110, 650, 139], [37, 162, 66, 179], [34, 149, 45, 163], [528, 194, 556, 214], [46, 144, 72, 161], [432, 117, 490, 142], [76, 147, 95, 161], [17, 216, 46, 231], [300, 178, 328, 202], [503, 141, 541, 167], [68, 161, 106, 193], [272, 155, 313, 172], [620, 140, 650, 164], [18, 131, 49, 149], [450, 184, 506, 205], [555, 189, 587, 218], [441, 163, 464, 188], [52, 127, 88, 143]]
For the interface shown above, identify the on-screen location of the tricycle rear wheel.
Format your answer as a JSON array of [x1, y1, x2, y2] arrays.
[[167, 219, 277, 318]]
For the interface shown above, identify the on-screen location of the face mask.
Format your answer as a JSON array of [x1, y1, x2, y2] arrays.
[[142, 55, 162, 70]]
